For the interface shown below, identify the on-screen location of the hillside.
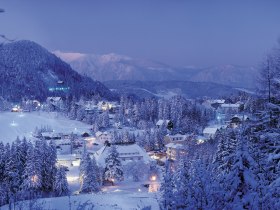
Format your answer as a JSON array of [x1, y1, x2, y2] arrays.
[[0, 41, 114, 101], [104, 80, 241, 99], [55, 51, 258, 88]]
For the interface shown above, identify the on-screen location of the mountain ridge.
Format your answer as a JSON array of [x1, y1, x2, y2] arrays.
[[54, 51, 258, 88]]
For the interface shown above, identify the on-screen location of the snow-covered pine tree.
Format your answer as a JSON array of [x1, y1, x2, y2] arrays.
[[161, 160, 174, 209], [104, 145, 123, 183], [0, 141, 5, 182], [4, 142, 21, 198], [101, 110, 110, 128], [21, 144, 42, 199], [54, 166, 69, 196], [80, 153, 100, 193], [76, 106, 85, 121], [173, 157, 188, 209], [69, 101, 77, 120], [223, 133, 258, 209], [42, 140, 57, 192]]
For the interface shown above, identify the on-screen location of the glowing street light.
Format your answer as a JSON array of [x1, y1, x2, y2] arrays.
[[31, 175, 38, 183], [150, 175, 157, 181]]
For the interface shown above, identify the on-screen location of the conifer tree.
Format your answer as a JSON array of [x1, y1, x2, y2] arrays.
[[104, 146, 123, 183], [54, 166, 69, 196]]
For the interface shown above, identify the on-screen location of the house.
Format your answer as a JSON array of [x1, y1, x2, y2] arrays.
[[95, 131, 113, 144], [97, 101, 119, 112], [46, 97, 63, 111], [164, 133, 192, 144], [156, 119, 173, 130], [94, 143, 152, 167], [202, 99, 225, 110], [41, 131, 62, 140], [195, 135, 207, 144], [219, 103, 241, 114], [203, 127, 219, 139], [57, 154, 81, 168], [11, 105, 21, 112], [165, 142, 187, 161], [230, 114, 250, 128]]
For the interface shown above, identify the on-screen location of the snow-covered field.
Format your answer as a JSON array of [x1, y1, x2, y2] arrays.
[[0, 111, 91, 143], [1, 192, 160, 210]]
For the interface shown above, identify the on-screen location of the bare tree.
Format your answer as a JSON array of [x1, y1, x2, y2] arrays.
[[257, 41, 280, 103]]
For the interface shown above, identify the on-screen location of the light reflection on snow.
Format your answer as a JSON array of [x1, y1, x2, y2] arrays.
[[67, 176, 79, 182], [18, 113, 25, 118], [10, 121, 18, 126]]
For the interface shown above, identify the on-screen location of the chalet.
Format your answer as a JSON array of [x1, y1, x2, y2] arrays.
[[94, 143, 151, 166], [97, 101, 119, 113], [219, 103, 241, 114], [165, 142, 187, 161], [57, 154, 81, 168], [95, 131, 113, 144], [85, 107, 96, 114], [202, 99, 225, 110], [156, 119, 173, 130], [230, 114, 250, 128], [203, 127, 219, 139], [41, 131, 61, 140], [164, 133, 192, 144], [46, 97, 63, 111]]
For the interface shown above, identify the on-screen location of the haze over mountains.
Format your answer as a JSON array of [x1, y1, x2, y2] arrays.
[[54, 51, 258, 89]]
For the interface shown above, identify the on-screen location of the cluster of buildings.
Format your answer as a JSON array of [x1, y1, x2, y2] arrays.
[[161, 99, 251, 161]]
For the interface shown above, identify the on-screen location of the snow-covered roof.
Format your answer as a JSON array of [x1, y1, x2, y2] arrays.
[[165, 142, 184, 149], [95, 131, 103, 137], [94, 144, 151, 166], [41, 131, 60, 138], [221, 103, 240, 108], [203, 127, 218, 135], [232, 114, 249, 120], [47, 97, 62, 102], [170, 133, 187, 138], [156, 119, 170, 126], [57, 154, 80, 161], [207, 99, 225, 104]]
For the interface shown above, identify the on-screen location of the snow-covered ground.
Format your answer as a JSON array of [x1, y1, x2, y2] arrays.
[[0, 111, 91, 143], [1, 192, 160, 210]]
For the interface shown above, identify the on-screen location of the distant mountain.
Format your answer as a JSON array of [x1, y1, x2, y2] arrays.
[[104, 80, 242, 99], [55, 51, 258, 88], [0, 40, 114, 101]]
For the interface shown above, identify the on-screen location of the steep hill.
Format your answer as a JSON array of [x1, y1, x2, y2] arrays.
[[0, 41, 114, 101]]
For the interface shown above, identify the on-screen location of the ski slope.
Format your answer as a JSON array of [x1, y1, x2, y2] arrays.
[[0, 111, 91, 143]]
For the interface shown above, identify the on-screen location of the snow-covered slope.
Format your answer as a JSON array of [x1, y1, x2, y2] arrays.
[[104, 80, 241, 99], [0, 112, 91, 143], [0, 40, 114, 101], [1, 192, 160, 210], [55, 51, 257, 88]]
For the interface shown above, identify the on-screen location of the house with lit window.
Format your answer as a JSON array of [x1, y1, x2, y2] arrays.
[[165, 142, 187, 161], [95, 131, 113, 144], [94, 143, 151, 167], [164, 133, 192, 144]]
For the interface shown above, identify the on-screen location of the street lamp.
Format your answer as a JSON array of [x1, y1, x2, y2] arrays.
[[150, 175, 157, 181]]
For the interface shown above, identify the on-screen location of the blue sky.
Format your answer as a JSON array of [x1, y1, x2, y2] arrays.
[[1, 0, 280, 67]]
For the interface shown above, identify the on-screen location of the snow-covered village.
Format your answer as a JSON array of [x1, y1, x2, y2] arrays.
[[0, 1, 280, 210]]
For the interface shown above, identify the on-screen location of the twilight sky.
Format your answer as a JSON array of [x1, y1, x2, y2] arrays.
[[1, 0, 280, 67]]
